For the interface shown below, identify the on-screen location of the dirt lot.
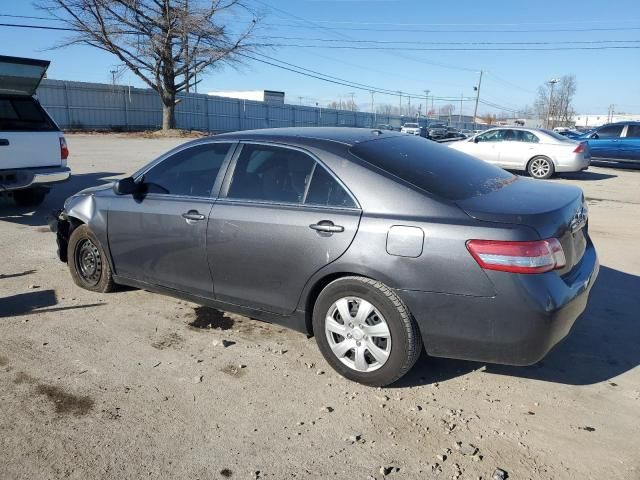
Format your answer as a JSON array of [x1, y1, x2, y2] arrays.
[[1, 134, 639, 480]]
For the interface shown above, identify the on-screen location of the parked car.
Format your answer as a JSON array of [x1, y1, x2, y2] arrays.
[[52, 128, 598, 386], [428, 123, 448, 138], [577, 122, 640, 164], [449, 127, 590, 179], [0, 55, 70, 206], [444, 127, 466, 139], [459, 129, 474, 138], [400, 122, 420, 135], [555, 129, 583, 140], [375, 124, 395, 131]]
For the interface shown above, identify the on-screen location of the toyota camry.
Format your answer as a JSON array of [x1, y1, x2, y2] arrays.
[[52, 128, 599, 386]]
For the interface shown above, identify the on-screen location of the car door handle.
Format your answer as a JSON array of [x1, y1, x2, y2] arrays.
[[182, 210, 205, 221], [310, 221, 344, 233], [0, 139, 9, 146]]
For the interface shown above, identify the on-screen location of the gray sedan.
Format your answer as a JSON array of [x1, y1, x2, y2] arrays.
[[52, 128, 599, 386]]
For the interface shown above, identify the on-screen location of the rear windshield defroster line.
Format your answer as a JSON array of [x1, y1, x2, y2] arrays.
[[350, 135, 516, 201]]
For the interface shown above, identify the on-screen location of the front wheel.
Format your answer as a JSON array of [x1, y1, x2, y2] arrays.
[[313, 276, 422, 387], [527, 156, 555, 179], [67, 225, 116, 293]]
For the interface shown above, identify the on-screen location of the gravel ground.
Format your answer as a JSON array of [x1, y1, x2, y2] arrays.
[[1, 133, 639, 480]]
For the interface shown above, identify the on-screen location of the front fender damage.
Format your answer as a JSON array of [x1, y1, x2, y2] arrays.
[[49, 194, 98, 263]]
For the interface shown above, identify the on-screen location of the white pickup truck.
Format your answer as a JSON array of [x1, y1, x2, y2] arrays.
[[0, 55, 70, 207]]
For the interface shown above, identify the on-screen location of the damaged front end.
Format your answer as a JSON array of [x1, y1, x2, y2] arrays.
[[48, 208, 70, 262]]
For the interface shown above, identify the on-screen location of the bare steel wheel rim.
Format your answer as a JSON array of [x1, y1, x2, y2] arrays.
[[325, 297, 392, 373], [75, 238, 102, 286], [531, 158, 551, 178]]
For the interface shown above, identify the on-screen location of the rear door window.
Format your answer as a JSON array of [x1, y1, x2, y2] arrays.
[[625, 125, 640, 138], [0, 97, 56, 131], [305, 165, 356, 208], [515, 130, 539, 143], [350, 135, 516, 201], [227, 144, 315, 203]]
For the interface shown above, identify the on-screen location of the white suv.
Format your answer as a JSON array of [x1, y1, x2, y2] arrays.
[[401, 123, 421, 135], [0, 55, 70, 207]]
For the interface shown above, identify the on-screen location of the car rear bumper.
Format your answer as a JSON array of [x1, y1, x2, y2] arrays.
[[0, 166, 70, 191], [396, 240, 599, 366], [556, 154, 590, 172]]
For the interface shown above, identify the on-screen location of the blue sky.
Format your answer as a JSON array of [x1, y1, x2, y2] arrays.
[[1, 0, 639, 116]]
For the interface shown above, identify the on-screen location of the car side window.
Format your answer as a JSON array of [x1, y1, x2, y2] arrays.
[[595, 125, 624, 138], [625, 125, 640, 138], [228, 144, 315, 203], [515, 130, 539, 143], [305, 165, 356, 208], [142, 143, 231, 197], [476, 130, 503, 142]]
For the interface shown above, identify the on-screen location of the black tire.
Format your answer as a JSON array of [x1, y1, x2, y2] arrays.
[[67, 225, 116, 293], [313, 276, 422, 387], [13, 187, 48, 207], [527, 156, 555, 179]]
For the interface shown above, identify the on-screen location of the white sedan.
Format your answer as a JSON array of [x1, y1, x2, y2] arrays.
[[448, 127, 590, 179]]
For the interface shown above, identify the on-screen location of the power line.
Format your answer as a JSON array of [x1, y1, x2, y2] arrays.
[[259, 22, 640, 34], [260, 36, 640, 46], [268, 42, 640, 51]]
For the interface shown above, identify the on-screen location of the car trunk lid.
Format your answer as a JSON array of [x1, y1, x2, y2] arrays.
[[456, 177, 587, 274]]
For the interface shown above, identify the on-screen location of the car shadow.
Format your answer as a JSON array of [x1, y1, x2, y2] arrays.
[[392, 265, 640, 388], [557, 171, 618, 181], [0, 289, 105, 318], [0, 171, 124, 227]]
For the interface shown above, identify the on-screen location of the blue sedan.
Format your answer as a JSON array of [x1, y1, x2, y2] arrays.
[[578, 122, 640, 164]]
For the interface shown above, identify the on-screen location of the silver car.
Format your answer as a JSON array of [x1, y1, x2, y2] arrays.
[[448, 127, 590, 179]]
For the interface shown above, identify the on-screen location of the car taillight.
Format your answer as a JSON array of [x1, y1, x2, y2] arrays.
[[466, 238, 566, 274], [573, 143, 585, 154], [60, 137, 69, 160]]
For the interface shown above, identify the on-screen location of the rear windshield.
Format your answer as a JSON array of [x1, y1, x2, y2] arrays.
[[350, 135, 516, 201], [0, 97, 56, 131], [404, 123, 418, 128]]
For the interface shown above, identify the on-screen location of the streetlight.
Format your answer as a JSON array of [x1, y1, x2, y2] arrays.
[[547, 78, 559, 129]]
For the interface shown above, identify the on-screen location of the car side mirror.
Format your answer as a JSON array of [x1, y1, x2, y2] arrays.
[[113, 176, 138, 195], [473, 137, 480, 143], [590, 133, 598, 139]]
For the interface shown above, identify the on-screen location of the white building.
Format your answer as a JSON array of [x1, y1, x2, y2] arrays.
[[574, 113, 640, 128], [208, 90, 285, 105]]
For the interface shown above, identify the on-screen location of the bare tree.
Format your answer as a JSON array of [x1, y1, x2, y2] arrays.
[[534, 75, 577, 128], [37, 0, 262, 130]]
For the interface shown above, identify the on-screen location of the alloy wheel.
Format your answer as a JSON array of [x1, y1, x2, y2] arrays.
[[530, 158, 551, 178], [324, 297, 392, 372]]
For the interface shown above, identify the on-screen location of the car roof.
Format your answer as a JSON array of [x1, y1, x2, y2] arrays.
[[213, 127, 404, 147]]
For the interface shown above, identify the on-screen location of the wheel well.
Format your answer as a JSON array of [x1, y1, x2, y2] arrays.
[[304, 272, 374, 336], [58, 215, 85, 263]]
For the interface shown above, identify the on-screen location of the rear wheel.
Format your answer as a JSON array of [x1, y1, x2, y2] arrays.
[[13, 187, 48, 207], [527, 156, 555, 179], [313, 276, 422, 387], [67, 225, 116, 293]]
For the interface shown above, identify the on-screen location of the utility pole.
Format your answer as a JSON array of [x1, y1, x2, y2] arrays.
[[472, 70, 483, 130], [424, 90, 430, 118], [459, 93, 463, 127], [370, 90, 375, 127], [349, 92, 355, 111], [547, 78, 559, 129], [408, 95, 411, 115], [110, 69, 117, 86], [398, 91, 402, 117], [298, 96, 303, 106]]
